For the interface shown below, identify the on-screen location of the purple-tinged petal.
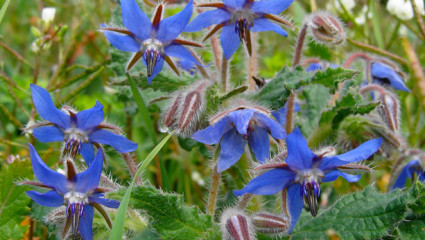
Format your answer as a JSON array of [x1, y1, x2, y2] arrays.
[[120, 0, 152, 40], [185, 9, 230, 32], [145, 57, 164, 84], [251, 18, 287, 37], [217, 129, 247, 172], [254, 112, 286, 139], [392, 160, 421, 190], [227, 109, 254, 135], [78, 205, 94, 240], [285, 128, 314, 171], [100, 24, 141, 52], [90, 196, 120, 209], [322, 170, 361, 183], [89, 129, 138, 153], [80, 143, 95, 165], [251, 0, 294, 15], [32, 126, 64, 143], [287, 183, 303, 233], [164, 44, 200, 66], [224, 0, 246, 9], [191, 117, 233, 145], [26, 190, 64, 207], [248, 127, 270, 163], [220, 24, 241, 59], [28, 143, 68, 194], [234, 168, 296, 196], [76, 101, 104, 130], [371, 62, 410, 92], [320, 138, 382, 171], [30, 84, 70, 129], [74, 150, 103, 192], [156, 0, 193, 42]]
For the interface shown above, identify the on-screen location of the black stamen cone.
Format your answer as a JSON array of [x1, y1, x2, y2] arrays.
[[304, 183, 318, 217]]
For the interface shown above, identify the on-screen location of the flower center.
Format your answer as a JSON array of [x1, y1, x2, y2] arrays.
[[142, 38, 164, 77], [64, 128, 88, 158], [296, 169, 324, 217], [64, 191, 89, 237], [231, 10, 255, 42]]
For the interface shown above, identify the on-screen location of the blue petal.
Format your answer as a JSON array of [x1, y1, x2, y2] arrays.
[[248, 127, 270, 163], [285, 128, 314, 171], [32, 126, 64, 143], [146, 57, 164, 84], [320, 138, 382, 171], [74, 150, 103, 192], [185, 9, 231, 32], [191, 117, 233, 145], [78, 205, 94, 240], [371, 62, 410, 92], [271, 102, 300, 126], [322, 170, 361, 183], [101, 25, 140, 52], [120, 0, 152, 40], [234, 168, 296, 195], [251, 0, 294, 15], [254, 112, 286, 139], [287, 183, 303, 233], [80, 143, 95, 165], [251, 18, 287, 37], [227, 109, 254, 135], [220, 24, 241, 59], [164, 44, 200, 66], [90, 195, 120, 209], [217, 128, 247, 172], [26, 190, 64, 207], [30, 84, 70, 129], [89, 129, 138, 153], [28, 143, 68, 194], [76, 101, 104, 130], [392, 160, 421, 189], [224, 0, 246, 9], [156, 0, 193, 42], [305, 63, 323, 72]]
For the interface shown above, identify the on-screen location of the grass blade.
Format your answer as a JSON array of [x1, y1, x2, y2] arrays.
[[0, 0, 11, 25]]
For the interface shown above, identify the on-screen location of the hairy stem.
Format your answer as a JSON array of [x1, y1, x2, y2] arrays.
[[411, 0, 425, 40], [221, 53, 228, 92], [122, 153, 142, 185], [248, 33, 258, 91], [237, 193, 253, 209], [207, 164, 221, 217]]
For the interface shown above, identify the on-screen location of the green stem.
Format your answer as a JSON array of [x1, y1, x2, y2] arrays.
[[126, 73, 170, 190]]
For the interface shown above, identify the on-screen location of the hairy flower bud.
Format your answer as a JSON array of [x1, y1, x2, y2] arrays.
[[307, 11, 346, 45], [220, 208, 255, 240], [252, 212, 289, 234]]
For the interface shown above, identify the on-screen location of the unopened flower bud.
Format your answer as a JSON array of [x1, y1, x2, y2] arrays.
[[378, 93, 400, 132], [252, 212, 289, 234], [220, 208, 255, 240], [307, 11, 345, 45]]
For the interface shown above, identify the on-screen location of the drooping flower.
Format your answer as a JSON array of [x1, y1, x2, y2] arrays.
[[185, 0, 294, 59], [369, 61, 410, 92], [23, 143, 120, 240], [101, 0, 202, 83], [26, 84, 137, 164], [391, 159, 425, 189], [234, 128, 382, 233], [191, 103, 286, 172]]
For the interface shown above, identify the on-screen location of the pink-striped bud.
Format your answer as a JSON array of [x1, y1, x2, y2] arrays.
[[220, 208, 255, 240], [378, 93, 400, 132], [307, 11, 345, 45], [252, 212, 289, 234]]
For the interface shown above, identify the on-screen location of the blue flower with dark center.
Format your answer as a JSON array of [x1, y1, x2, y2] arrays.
[[24, 143, 119, 240], [191, 106, 286, 172], [234, 128, 382, 233], [185, 0, 294, 59], [370, 62, 410, 92], [27, 84, 137, 165], [101, 0, 202, 83], [392, 159, 425, 189]]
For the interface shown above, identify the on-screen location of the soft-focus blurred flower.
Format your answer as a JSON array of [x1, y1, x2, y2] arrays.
[[234, 128, 382, 232], [41, 7, 56, 25], [392, 159, 425, 189], [101, 0, 201, 83], [26, 84, 137, 164], [192, 104, 286, 172], [185, 0, 294, 59], [387, 0, 424, 20], [370, 62, 410, 92], [327, 0, 355, 13], [24, 143, 120, 240]]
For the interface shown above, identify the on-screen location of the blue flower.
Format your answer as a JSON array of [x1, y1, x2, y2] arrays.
[[234, 128, 382, 233], [271, 102, 300, 127], [25, 143, 120, 240], [101, 0, 202, 83], [370, 62, 410, 92], [191, 107, 286, 172], [185, 0, 294, 59], [27, 84, 137, 165], [304, 62, 338, 72], [392, 159, 425, 189]]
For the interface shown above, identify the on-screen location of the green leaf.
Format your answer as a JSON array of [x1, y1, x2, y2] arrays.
[[300, 84, 330, 136], [112, 186, 220, 240], [310, 67, 358, 94], [396, 213, 425, 240], [0, 0, 11, 25]]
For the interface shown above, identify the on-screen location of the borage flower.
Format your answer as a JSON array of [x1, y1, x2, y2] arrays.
[[392, 159, 425, 189], [369, 61, 410, 92], [26, 84, 137, 164], [23, 143, 119, 240], [101, 0, 202, 83], [191, 103, 286, 172], [185, 0, 294, 59], [234, 128, 382, 233]]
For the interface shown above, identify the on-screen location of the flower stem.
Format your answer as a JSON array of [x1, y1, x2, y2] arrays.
[[221, 53, 228, 92], [237, 193, 253, 209], [121, 153, 142, 185], [211, 37, 222, 72], [126, 73, 171, 190], [248, 33, 258, 91], [411, 0, 425, 40], [207, 164, 221, 217]]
